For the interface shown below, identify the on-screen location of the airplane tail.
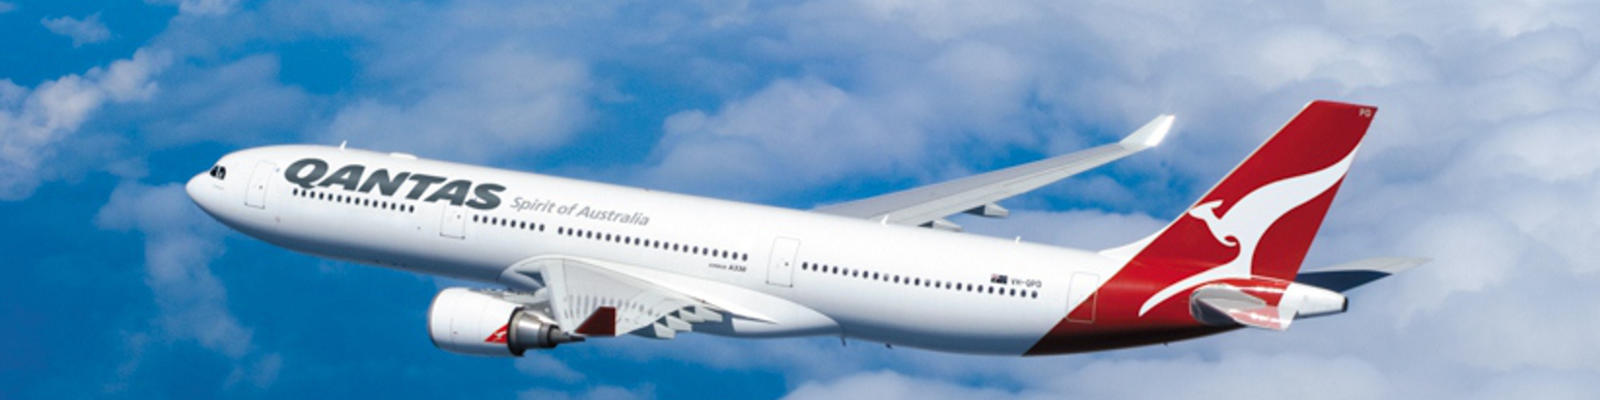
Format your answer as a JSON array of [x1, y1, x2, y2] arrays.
[[1030, 101, 1395, 352], [1101, 100, 1377, 316]]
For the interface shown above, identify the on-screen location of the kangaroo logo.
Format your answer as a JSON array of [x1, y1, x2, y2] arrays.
[[1137, 149, 1359, 316]]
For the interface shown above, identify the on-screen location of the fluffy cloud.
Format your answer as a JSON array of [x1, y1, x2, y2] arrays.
[[41, 13, 112, 47], [514, 352, 584, 383], [7, 0, 1596, 397], [94, 182, 250, 357], [125, 54, 316, 147], [149, 0, 241, 16], [0, 49, 170, 200], [0, 2, 14, 14], [518, 385, 651, 400], [785, 370, 1024, 400], [92, 181, 283, 392], [786, 352, 1392, 400], [247, 1, 613, 162], [629, 0, 1600, 398], [643, 35, 1043, 199], [320, 46, 592, 161]]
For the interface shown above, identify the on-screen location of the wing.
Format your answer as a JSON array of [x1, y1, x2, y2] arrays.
[[500, 256, 732, 339], [813, 115, 1175, 230]]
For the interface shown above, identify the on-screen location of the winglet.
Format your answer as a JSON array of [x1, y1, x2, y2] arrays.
[[1118, 114, 1176, 149]]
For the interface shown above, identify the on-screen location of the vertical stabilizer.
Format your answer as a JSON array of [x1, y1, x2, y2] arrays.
[[1125, 100, 1375, 314]]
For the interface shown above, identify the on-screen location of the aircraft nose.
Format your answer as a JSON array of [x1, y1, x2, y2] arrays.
[[186, 172, 216, 213]]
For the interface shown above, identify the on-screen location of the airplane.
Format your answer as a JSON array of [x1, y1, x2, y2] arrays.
[[185, 100, 1423, 356]]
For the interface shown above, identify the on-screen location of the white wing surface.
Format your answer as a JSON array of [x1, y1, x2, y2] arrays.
[[504, 256, 728, 339], [813, 115, 1175, 230]]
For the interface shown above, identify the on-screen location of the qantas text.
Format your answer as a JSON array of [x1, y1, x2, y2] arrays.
[[284, 158, 505, 210]]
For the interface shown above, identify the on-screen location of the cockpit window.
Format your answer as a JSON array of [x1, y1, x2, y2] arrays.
[[208, 165, 227, 180]]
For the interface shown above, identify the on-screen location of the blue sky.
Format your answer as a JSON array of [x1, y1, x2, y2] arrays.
[[4, 0, 1600, 399]]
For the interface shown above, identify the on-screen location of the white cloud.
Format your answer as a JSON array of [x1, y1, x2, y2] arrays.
[[94, 182, 252, 358], [93, 181, 286, 393], [129, 54, 315, 147], [514, 352, 585, 383], [518, 385, 651, 400], [784, 370, 1024, 400], [42, 13, 112, 47], [642, 39, 1041, 200], [19, 0, 1598, 397], [1045, 353, 1389, 399], [0, 2, 15, 14], [645, 78, 925, 198], [606, 0, 1600, 398], [784, 352, 1391, 400], [320, 42, 592, 162], [0, 49, 170, 200], [149, 0, 241, 16]]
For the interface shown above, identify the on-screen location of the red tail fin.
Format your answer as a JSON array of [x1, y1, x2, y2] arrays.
[[1028, 101, 1377, 355], [1122, 100, 1375, 315]]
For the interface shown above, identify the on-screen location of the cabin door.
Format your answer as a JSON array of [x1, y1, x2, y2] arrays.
[[765, 237, 800, 287]]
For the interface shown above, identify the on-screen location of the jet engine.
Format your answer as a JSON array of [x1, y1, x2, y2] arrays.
[[427, 287, 582, 356]]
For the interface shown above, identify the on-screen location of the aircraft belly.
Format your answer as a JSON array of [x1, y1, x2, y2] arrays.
[[830, 302, 1060, 355]]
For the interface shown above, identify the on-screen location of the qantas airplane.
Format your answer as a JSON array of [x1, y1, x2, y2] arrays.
[[186, 100, 1422, 356]]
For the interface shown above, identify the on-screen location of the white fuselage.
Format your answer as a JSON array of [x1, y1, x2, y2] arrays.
[[187, 145, 1124, 355]]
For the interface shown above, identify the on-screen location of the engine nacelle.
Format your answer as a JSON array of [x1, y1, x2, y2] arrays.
[[427, 288, 582, 357]]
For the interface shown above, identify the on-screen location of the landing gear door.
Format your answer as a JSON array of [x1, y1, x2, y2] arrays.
[[765, 237, 800, 287], [440, 206, 466, 239], [245, 161, 275, 209]]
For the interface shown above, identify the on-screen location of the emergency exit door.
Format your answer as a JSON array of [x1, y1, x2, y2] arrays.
[[439, 206, 466, 239], [766, 237, 800, 287]]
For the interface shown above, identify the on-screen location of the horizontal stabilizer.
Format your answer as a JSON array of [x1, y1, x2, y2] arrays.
[[1190, 279, 1348, 331], [1296, 257, 1428, 292]]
